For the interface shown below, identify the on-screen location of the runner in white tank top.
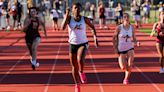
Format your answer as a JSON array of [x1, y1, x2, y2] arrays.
[[68, 16, 88, 44], [118, 24, 134, 52], [113, 13, 140, 85], [61, 3, 99, 92]]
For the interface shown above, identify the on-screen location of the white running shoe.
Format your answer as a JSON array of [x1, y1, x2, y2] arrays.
[[7, 26, 10, 30], [14, 27, 17, 31], [31, 60, 39, 70], [104, 26, 107, 29]]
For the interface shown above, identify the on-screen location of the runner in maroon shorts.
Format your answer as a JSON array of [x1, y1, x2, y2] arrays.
[[150, 11, 164, 73], [22, 7, 47, 70]]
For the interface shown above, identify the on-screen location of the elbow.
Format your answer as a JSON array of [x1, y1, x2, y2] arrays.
[[61, 26, 65, 30]]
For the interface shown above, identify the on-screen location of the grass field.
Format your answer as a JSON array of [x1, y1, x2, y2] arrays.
[[140, 28, 152, 34]]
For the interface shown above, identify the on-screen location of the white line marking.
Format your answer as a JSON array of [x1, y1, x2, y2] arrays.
[[88, 50, 105, 92], [135, 66, 163, 92], [134, 43, 163, 92], [44, 32, 66, 92], [0, 52, 28, 82]]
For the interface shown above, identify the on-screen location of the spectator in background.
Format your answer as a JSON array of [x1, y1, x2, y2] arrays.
[[115, 2, 124, 25], [44, 0, 51, 16], [98, 2, 107, 29], [142, 0, 151, 24], [131, 0, 141, 29], [17, 0, 23, 29], [88, 3, 96, 24], [55, 0, 60, 10], [84, 2, 90, 16], [51, 8, 59, 31], [36, 1, 46, 23], [159, 2, 163, 12], [10, 1, 17, 30], [2, 0, 10, 30]]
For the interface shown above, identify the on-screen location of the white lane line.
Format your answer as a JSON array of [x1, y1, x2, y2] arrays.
[[135, 66, 163, 92], [88, 50, 105, 92], [134, 42, 163, 92], [44, 32, 66, 92], [0, 52, 28, 82]]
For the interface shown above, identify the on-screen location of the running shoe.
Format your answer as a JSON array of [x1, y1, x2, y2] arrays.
[[7, 26, 10, 30], [31, 60, 39, 70], [75, 84, 80, 92], [123, 79, 129, 85], [79, 72, 87, 84], [13, 27, 17, 31]]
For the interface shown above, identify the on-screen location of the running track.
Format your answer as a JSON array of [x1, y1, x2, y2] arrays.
[[0, 24, 164, 92]]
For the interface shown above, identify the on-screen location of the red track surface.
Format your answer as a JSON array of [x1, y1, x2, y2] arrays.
[[0, 24, 164, 92]]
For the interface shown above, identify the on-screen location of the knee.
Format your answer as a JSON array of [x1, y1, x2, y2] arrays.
[[72, 65, 79, 71], [127, 66, 132, 71], [159, 56, 164, 59], [120, 66, 126, 70], [31, 47, 36, 52]]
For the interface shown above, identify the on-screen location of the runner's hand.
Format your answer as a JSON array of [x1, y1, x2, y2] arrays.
[[66, 7, 70, 16], [134, 41, 140, 46], [94, 35, 99, 48]]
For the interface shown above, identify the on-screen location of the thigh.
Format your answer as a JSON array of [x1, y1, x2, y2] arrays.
[[26, 42, 32, 49], [32, 37, 41, 48], [118, 54, 127, 69], [127, 50, 134, 67], [69, 53, 78, 67], [77, 44, 88, 62], [156, 43, 163, 57]]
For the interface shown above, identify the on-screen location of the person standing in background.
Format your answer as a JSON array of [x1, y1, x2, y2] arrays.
[[98, 2, 107, 29]]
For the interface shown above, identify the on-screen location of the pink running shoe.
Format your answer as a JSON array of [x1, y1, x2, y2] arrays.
[[123, 79, 129, 85], [79, 72, 87, 84], [75, 84, 80, 92]]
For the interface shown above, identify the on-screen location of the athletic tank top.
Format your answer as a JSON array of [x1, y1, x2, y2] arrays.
[[156, 23, 164, 43], [68, 16, 88, 45], [118, 24, 134, 51], [99, 7, 105, 16], [25, 17, 40, 38]]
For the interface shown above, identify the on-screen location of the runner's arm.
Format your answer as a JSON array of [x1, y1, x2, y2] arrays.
[[112, 26, 120, 54], [22, 16, 30, 32], [84, 17, 99, 48], [132, 26, 140, 46], [61, 8, 71, 30]]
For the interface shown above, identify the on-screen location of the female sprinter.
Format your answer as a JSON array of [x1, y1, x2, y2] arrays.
[[113, 13, 140, 85], [150, 11, 164, 73], [22, 7, 47, 70], [61, 3, 99, 92]]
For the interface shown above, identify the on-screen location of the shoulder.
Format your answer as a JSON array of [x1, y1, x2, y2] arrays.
[[153, 22, 159, 28], [116, 25, 122, 32], [118, 24, 122, 30], [130, 24, 135, 29]]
